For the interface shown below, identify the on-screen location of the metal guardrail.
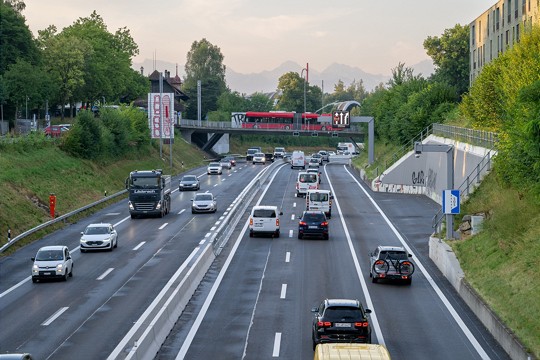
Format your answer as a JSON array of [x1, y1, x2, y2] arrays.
[[432, 149, 496, 234], [0, 189, 127, 253]]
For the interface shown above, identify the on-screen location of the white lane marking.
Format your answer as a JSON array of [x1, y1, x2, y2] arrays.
[[175, 163, 289, 360], [219, 216, 225, 220], [216, 221, 221, 225], [199, 239, 206, 245], [97, 268, 114, 280], [178, 209, 186, 215], [293, 202, 296, 207], [341, 166, 491, 359], [105, 212, 120, 216], [228, 174, 232, 177], [280, 284, 287, 299], [205, 233, 211, 238], [285, 252, 290, 263], [213, 184, 218, 187], [132, 242, 145, 251], [224, 212, 229, 215], [289, 230, 293, 238], [221, 179, 226, 182], [159, 223, 168, 230], [42, 307, 69, 326], [211, 226, 216, 231], [272, 332, 281, 357], [291, 214, 295, 221]]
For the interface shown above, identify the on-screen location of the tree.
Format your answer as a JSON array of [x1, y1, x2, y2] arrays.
[[183, 38, 227, 119], [424, 24, 470, 96], [41, 34, 91, 120], [247, 92, 274, 112], [275, 72, 322, 113], [61, 11, 142, 106]]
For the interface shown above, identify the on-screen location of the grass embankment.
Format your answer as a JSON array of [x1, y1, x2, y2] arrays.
[[0, 135, 207, 254]]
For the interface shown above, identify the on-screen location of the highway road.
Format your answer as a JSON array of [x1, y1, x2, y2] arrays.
[[0, 158, 510, 360]]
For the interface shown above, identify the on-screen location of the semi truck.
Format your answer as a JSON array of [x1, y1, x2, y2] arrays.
[[126, 169, 171, 218]]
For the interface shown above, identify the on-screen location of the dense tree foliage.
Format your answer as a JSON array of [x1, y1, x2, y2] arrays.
[[423, 24, 470, 96], [461, 26, 540, 196], [183, 39, 227, 119], [275, 72, 322, 113]]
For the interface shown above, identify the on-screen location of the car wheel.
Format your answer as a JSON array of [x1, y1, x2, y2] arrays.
[[81, 248, 86, 253], [32, 278, 37, 283], [130, 214, 135, 219], [405, 278, 412, 285], [274, 230, 280, 238], [63, 271, 69, 281], [372, 276, 378, 283], [114, 238, 118, 248], [69, 266, 73, 277], [324, 234, 329, 240], [312, 340, 317, 351], [298, 233, 303, 239], [249, 231, 254, 238], [192, 210, 196, 214]]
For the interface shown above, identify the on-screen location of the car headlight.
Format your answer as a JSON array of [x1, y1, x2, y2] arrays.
[[56, 264, 64, 272], [32, 264, 38, 273], [156, 201, 162, 210], [80, 238, 86, 243], [103, 237, 111, 242], [128, 201, 134, 210]]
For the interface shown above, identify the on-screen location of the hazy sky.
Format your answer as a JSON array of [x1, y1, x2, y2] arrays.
[[23, 0, 494, 76]]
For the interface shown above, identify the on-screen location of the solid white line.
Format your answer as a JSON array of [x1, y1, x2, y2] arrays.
[[178, 209, 186, 215], [289, 229, 293, 238], [285, 252, 290, 263], [97, 268, 114, 280], [132, 242, 145, 251], [280, 284, 287, 299], [42, 307, 69, 326], [342, 166, 491, 359], [159, 223, 168, 230], [272, 332, 281, 357]]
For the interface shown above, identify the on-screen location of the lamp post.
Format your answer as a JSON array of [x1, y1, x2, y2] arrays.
[[25, 96, 29, 120], [414, 142, 456, 239], [301, 64, 308, 131]]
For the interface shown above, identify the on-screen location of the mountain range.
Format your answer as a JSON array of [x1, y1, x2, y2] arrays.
[[133, 59, 434, 95]]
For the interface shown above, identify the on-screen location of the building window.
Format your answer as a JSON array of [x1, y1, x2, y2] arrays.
[[483, 44, 486, 66], [472, 25, 476, 45], [507, 0, 512, 23], [488, 14, 490, 36], [493, 10, 496, 32], [515, 0, 519, 18], [490, 39, 493, 60], [502, 4, 505, 26], [516, 24, 520, 42], [506, 30, 510, 46], [473, 49, 477, 69], [496, 7, 500, 29], [479, 21, 482, 42], [523, 0, 527, 13]]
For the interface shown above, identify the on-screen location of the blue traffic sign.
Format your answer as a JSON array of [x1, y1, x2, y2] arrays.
[[442, 190, 460, 214]]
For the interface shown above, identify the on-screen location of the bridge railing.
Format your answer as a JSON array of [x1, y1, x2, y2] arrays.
[[178, 119, 364, 133]]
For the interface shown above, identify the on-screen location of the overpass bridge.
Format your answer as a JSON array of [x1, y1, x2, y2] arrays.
[[175, 119, 371, 159]]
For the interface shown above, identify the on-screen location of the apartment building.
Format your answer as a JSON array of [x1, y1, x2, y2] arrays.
[[470, 0, 540, 84]]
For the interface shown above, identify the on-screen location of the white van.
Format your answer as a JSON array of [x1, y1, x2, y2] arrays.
[[291, 150, 306, 169], [296, 172, 319, 197], [306, 189, 332, 218], [249, 205, 282, 238]]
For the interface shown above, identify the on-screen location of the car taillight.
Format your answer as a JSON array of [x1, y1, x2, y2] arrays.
[[355, 322, 369, 328], [299, 221, 306, 226], [321, 221, 328, 226], [317, 321, 332, 328], [249, 218, 253, 225], [276, 219, 279, 226]]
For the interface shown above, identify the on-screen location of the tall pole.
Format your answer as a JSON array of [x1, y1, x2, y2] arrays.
[[159, 72, 163, 159], [197, 80, 201, 127], [301, 65, 308, 131], [25, 96, 28, 120]]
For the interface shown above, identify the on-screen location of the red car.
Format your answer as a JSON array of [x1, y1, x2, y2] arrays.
[[44, 125, 70, 137]]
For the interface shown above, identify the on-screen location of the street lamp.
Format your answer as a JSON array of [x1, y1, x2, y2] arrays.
[[25, 96, 29, 120], [301, 64, 308, 131], [414, 142, 456, 239]]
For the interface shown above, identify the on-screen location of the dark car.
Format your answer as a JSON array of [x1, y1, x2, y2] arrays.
[[179, 175, 200, 191], [312, 298, 372, 350], [298, 211, 329, 239], [369, 245, 415, 285], [265, 153, 275, 163], [222, 156, 236, 166]]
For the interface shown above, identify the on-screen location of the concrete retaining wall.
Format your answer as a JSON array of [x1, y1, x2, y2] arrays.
[[429, 237, 535, 360]]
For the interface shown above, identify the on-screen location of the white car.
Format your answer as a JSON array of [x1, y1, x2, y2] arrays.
[[80, 223, 118, 252], [31, 245, 73, 282], [249, 205, 282, 238], [252, 152, 266, 164], [207, 162, 222, 175], [219, 159, 232, 169], [191, 192, 217, 213]]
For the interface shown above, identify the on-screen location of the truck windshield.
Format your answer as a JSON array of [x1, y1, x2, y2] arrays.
[[130, 176, 159, 188]]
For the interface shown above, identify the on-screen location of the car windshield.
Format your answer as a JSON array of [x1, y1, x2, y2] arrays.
[[35, 249, 64, 261], [380, 251, 408, 260], [299, 174, 317, 183], [130, 176, 159, 189], [195, 194, 213, 201], [254, 153, 264, 157], [303, 213, 325, 222], [253, 209, 276, 218], [323, 307, 362, 321], [182, 176, 197, 182], [208, 163, 220, 167], [309, 193, 328, 201], [84, 226, 109, 235]]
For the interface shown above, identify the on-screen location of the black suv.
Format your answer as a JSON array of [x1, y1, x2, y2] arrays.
[[298, 211, 328, 239], [311, 298, 372, 350]]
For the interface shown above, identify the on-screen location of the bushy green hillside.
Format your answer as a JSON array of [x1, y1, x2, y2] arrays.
[[0, 134, 207, 252]]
